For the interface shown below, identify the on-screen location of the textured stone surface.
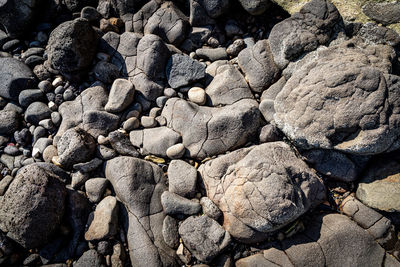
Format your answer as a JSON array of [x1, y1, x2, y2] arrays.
[[105, 79, 135, 113], [362, 2, 400, 25], [168, 160, 197, 198], [199, 142, 325, 243], [166, 53, 205, 89], [0, 110, 19, 135], [238, 0, 271, 15]]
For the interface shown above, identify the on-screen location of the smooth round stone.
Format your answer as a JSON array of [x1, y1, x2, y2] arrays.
[[97, 135, 109, 145], [164, 88, 177, 98], [24, 102, 52, 125], [81, 6, 101, 22], [51, 112, 61, 126], [48, 101, 58, 111], [54, 85, 65, 94], [19, 89, 44, 107], [38, 119, 53, 130], [126, 110, 140, 119], [52, 77, 63, 87], [85, 178, 109, 203], [63, 89, 75, 101], [123, 117, 140, 131], [166, 143, 185, 159], [149, 107, 161, 118], [3, 39, 20, 51], [141, 116, 157, 128], [4, 145, 20, 156], [156, 96, 168, 108], [188, 87, 206, 105], [42, 145, 58, 163]]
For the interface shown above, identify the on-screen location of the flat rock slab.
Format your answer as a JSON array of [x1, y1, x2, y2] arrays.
[[274, 39, 400, 155], [162, 98, 260, 159], [198, 142, 325, 243]]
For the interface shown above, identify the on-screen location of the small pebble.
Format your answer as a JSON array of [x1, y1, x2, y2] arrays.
[[166, 143, 185, 159], [188, 87, 206, 105], [123, 117, 140, 131], [164, 88, 177, 98], [149, 107, 161, 118], [141, 116, 157, 128], [52, 77, 63, 87]]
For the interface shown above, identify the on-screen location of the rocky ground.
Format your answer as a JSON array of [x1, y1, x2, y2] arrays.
[[0, 0, 399, 266]]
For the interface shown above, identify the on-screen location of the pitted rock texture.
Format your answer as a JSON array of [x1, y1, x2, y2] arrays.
[[162, 98, 260, 159], [198, 142, 325, 243], [274, 39, 400, 155], [269, 0, 342, 69], [105, 156, 178, 267], [0, 163, 67, 249]]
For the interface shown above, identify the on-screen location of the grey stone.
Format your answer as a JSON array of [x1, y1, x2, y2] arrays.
[[226, 39, 245, 57], [85, 178, 109, 203], [81, 6, 102, 22], [238, 40, 279, 93], [196, 47, 227, 61], [162, 216, 180, 249], [356, 156, 400, 213], [179, 215, 231, 263], [238, 0, 271, 15], [205, 63, 253, 106], [85, 196, 118, 241], [362, 2, 400, 25], [166, 53, 206, 89], [144, 2, 189, 46], [32, 137, 52, 158], [188, 87, 206, 105], [71, 171, 90, 189], [74, 249, 105, 267], [356, 22, 400, 47], [197, 0, 230, 18], [161, 191, 201, 216], [200, 197, 222, 221], [162, 98, 260, 159], [0, 0, 38, 38], [43, 145, 58, 163], [38, 80, 52, 93], [105, 79, 135, 113], [0, 163, 67, 248], [105, 156, 179, 266], [259, 124, 281, 143], [92, 61, 120, 84], [73, 158, 103, 173], [269, 0, 342, 69], [83, 111, 120, 139], [198, 142, 325, 243], [97, 145, 117, 160], [0, 110, 19, 135], [132, 0, 161, 34], [46, 18, 99, 79], [0, 57, 35, 101], [96, 0, 134, 18], [25, 102, 52, 125], [129, 127, 181, 157], [274, 39, 400, 155], [189, 0, 215, 27], [166, 143, 186, 159], [168, 160, 197, 198], [141, 116, 157, 128], [123, 117, 140, 131], [57, 127, 96, 169], [0, 175, 13, 196], [108, 130, 139, 157], [18, 89, 44, 107]]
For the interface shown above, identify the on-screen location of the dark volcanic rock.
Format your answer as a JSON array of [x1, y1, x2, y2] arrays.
[[0, 0, 38, 38], [0, 163, 67, 249]]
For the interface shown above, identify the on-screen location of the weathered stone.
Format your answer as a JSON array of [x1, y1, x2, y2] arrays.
[[168, 160, 197, 198], [108, 130, 140, 157], [0, 0, 38, 38], [85, 178, 108, 203], [197, 0, 230, 18], [161, 191, 201, 216], [74, 249, 106, 267], [162, 216, 180, 249], [363, 2, 400, 25], [0, 110, 19, 135], [105, 79, 135, 113], [166, 54, 205, 89]]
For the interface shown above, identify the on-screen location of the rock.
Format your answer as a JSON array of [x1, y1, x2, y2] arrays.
[[356, 155, 400, 213], [200, 197, 222, 221], [81, 6, 102, 22], [162, 216, 180, 249], [196, 47, 227, 62], [259, 124, 281, 143], [274, 39, 400, 155], [189, 0, 215, 27], [362, 2, 400, 25], [18, 89, 45, 107], [85, 178, 108, 203], [32, 137, 52, 158], [197, 0, 230, 18], [161, 191, 201, 216], [166, 54, 206, 89], [105, 156, 179, 266], [108, 131, 139, 157], [123, 117, 140, 131], [238, 0, 271, 15], [0, 110, 19, 135], [226, 39, 245, 57], [205, 64, 253, 106], [0, 175, 13, 196], [92, 61, 120, 84], [162, 98, 260, 159], [105, 79, 135, 113], [0, 57, 35, 101], [97, 0, 134, 18], [71, 171, 90, 189], [132, 0, 161, 33], [24, 102, 52, 125], [0, 0, 38, 38], [198, 142, 325, 243], [57, 128, 96, 169], [0, 163, 67, 248], [141, 116, 157, 128], [43, 145, 58, 163], [83, 111, 120, 138], [85, 196, 118, 241], [144, 2, 189, 46], [188, 87, 206, 105], [166, 143, 186, 159], [129, 127, 181, 157], [355, 22, 400, 47], [73, 158, 103, 173], [46, 18, 99, 79], [269, 0, 342, 69], [74, 249, 106, 267], [168, 160, 197, 198], [179, 215, 231, 263], [238, 40, 279, 93]]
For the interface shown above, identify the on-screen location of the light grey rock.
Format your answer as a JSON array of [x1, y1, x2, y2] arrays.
[[198, 142, 325, 243], [43, 145, 58, 163], [71, 171, 90, 189], [168, 160, 197, 198], [141, 116, 157, 128], [162, 98, 260, 159], [0, 110, 19, 135], [259, 124, 281, 143], [85, 178, 109, 203], [105, 156, 179, 266], [274, 39, 400, 155], [105, 79, 135, 113], [238, 0, 271, 15], [196, 47, 227, 62], [24, 102, 52, 125], [32, 137, 52, 158], [85, 196, 118, 241], [162, 216, 180, 249], [179, 215, 231, 263], [269, 0, 342, 69], [166, 143, 185, 159], [0, 163, 67, 248], [57, 127, 96, 169], [188, 87, 206, 105], [238, 40, 279, 93], [166, 53, 205, 89], [129, 127, 181, 157], [200, 197, 222, 221], [123, 117, 140, 131], [161, 191, 201, 216], [355, 22, 400, 47]]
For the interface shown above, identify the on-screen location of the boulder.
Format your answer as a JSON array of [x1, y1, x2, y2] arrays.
[[198, 142, 325, 243]]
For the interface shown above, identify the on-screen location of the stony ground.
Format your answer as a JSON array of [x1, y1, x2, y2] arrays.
[[0, 0, 399, 266]]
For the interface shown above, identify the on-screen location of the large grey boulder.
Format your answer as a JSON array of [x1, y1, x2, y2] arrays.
[[0, 0, 38, 38], [46, 18, 99, 79], [269, 0, 342, 69], [0, 57, 35, 101], [198, 142, 325, 243], [162, 98, 260, 159], [274, 39, 400, 155], [179, 216, 231, 263], [0, 163, 67, 248], [238, 40, 279, 93], [144, 2, 189, 46], [105, 157, 179, 267]]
